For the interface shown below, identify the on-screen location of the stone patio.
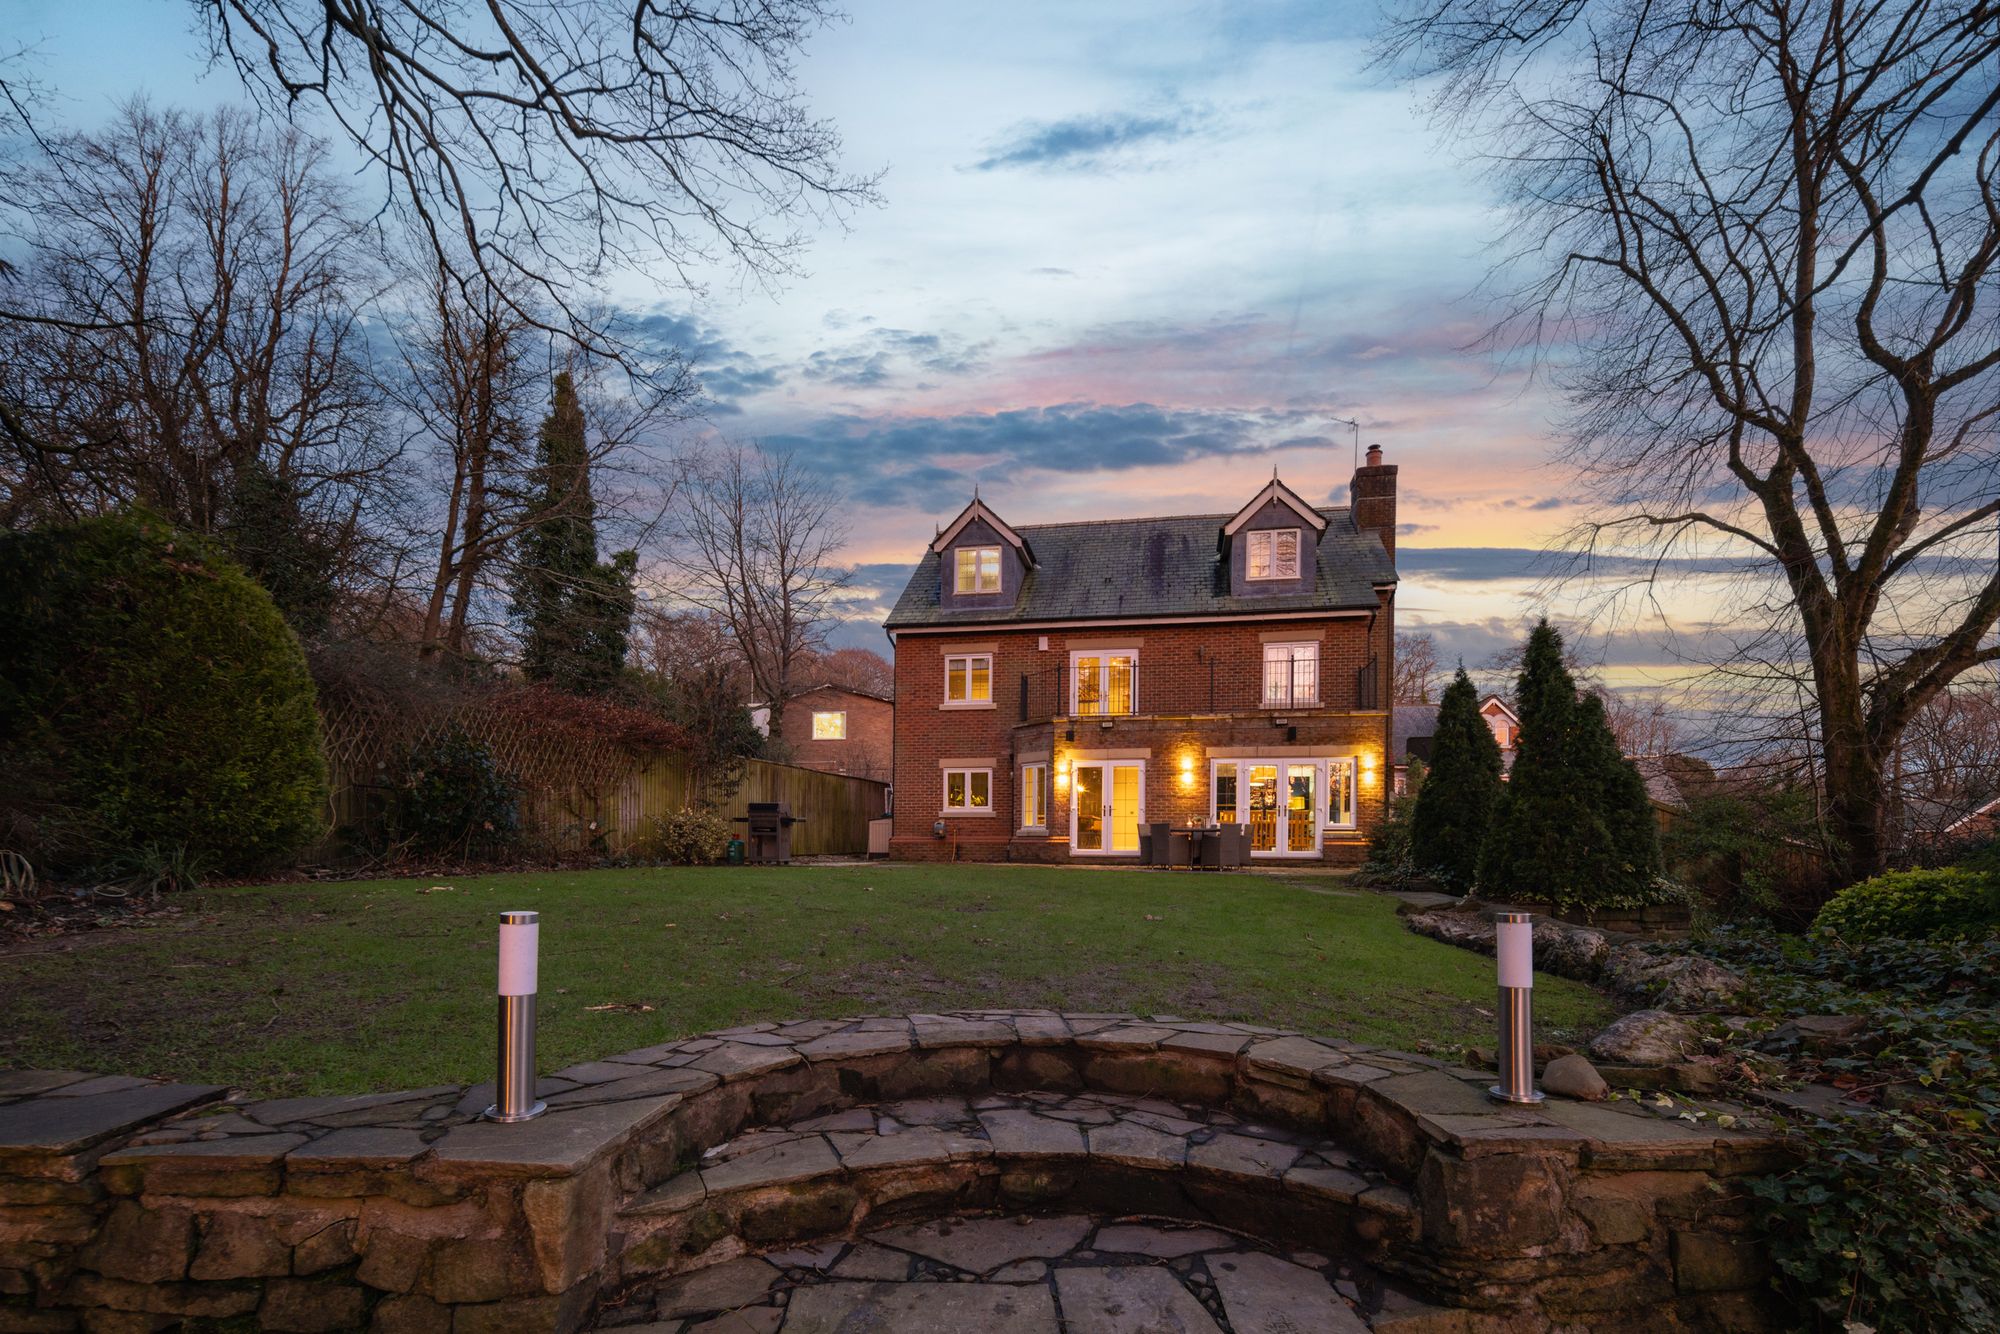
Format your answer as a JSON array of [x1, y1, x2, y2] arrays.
[[0, 1011, 1791, 1331], [591, 1214, 1450, 1332]]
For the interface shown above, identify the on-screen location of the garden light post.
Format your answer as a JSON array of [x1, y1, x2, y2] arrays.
[[485, 910, 546, 1123], [1489, 911, 1544, 1105]]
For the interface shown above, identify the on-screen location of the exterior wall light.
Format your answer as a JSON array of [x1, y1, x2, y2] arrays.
[[1178, 753, 1197, 789]]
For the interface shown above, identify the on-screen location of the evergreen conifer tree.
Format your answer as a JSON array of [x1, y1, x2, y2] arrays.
[[1409, 667, 1504, 889], [1574, 693, 1663, 890], [1479, 619, 1600, 902], [512, 373, 636, 693]]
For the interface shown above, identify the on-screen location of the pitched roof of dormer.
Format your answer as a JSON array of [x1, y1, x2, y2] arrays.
[[1220, 476, 1330, 538], [931, 497, 1033, 566]]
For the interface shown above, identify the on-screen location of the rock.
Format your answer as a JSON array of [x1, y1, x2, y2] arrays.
[[1589, 1010, 1699, 1067], [1768, 1015, 1874, 1055], [785, 1280, 1060, 1332], [1055, 1266, 1221, 1333], [1602, 948, 1746, 1012], [1534, 920, 1612, 977], [1541, 1054, 1610, 1102]]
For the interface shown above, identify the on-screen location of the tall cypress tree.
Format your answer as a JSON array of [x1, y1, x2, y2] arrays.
[[1479, 620, 1600, 903], [1574, 692, 1663, 891], [512, 373, 636, 693], [1409, 667, 1504, 889]]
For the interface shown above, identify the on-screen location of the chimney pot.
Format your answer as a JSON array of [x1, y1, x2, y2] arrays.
[[1366, 443, 1383, 466]]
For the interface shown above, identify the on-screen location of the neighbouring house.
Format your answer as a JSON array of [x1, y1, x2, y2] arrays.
[[750, 684, 894, 781], [1392, 693, 1520, 794], [881, 449, 1400, 863]]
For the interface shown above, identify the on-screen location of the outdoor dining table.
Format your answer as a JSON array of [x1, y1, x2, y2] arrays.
[[1171, 825, 1223, 871]]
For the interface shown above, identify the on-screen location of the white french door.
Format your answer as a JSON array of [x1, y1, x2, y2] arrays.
[[1213, 759, 1322, 858], [1071, 761, 1145, 856]]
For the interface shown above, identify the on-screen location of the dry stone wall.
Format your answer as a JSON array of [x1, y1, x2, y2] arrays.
[[0, 1012, 1790, 1332]]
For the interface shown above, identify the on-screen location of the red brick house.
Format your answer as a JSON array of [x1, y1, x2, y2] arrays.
[[752, 684, 894, 781], [883, 449, 1399, 863]]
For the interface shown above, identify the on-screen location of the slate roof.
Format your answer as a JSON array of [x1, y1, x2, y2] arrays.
[[1392, 704, 1437, 762], [885, 506, 1395, 631]]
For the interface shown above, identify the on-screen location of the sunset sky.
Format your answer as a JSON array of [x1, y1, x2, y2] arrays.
[[17, 0, 1728, 690]]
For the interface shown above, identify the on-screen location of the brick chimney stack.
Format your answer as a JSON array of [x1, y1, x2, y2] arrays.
[[1350, 444, 1398, 561]]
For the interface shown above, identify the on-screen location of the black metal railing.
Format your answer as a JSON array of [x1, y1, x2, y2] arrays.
[[1260, 658, 1320, 709], [1356, 654, 1381, 710]]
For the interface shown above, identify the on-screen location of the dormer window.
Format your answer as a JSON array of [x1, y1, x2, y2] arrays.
[[1247, 529, 1301, 581], [955, 546, 1002, 594]]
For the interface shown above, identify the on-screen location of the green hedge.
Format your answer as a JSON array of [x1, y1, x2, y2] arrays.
[[0, 511, 327, 879], [1813, 867, 2000, 943]]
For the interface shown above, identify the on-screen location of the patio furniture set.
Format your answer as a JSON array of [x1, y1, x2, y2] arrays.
[[1136, 822, 1251, 870]]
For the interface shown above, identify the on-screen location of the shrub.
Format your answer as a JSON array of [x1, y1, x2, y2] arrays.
[[1813, 867, 2000, 943], [0, 511, 326, 879], [394, 729, 520, 858], [651, 806, 731, 865]]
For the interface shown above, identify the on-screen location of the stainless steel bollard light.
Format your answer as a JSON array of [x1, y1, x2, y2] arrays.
[[1488, 911, 1545, 1104], [484, 910, 547, 1123]]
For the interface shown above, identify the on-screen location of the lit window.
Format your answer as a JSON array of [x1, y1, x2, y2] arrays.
[[1327, 757, 1357, 828], [944, 653, 993, 704], [955, 546, 1002, 594], [811, 710, 846, 740], [943, 768, 991, 811], [1071, 650, 1137, 715], [1247, 528, 1302, 580], [1262, 642, 1319, 707], [1020, 763, 1048, 830]]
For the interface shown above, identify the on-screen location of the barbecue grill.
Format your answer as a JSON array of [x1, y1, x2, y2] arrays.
[[735, 801, 804, 864]]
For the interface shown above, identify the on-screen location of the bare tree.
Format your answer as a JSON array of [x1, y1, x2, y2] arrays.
[[1599, 691, 1682, 758], [808, 646, 896, 699], [671, 446, 850, 746], [1896, 679, 2000, 820], [196, 0, 879, 334], [1393, 631, 1441, 704], [0, 101, 402, 627], [1382, 2, 2000, 878]]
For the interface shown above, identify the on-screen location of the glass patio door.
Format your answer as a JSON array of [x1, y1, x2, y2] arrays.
[[1285, 764, 1318, 853], [1072, 761, 1144, 855], [1246, 765, 1279, 852]]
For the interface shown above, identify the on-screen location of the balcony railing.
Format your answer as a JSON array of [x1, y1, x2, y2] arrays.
[[1356, 653, 1381, 710], [1070, 660, 1137, 717], [1261, 659, 1319, 709]]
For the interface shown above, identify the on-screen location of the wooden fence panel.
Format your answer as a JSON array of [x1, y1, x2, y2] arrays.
[[325, 746, 887, 861]]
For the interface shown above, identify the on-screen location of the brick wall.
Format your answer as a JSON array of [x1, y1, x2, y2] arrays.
[[892, 604, 1393, 864], [776, 688, 893, 781]]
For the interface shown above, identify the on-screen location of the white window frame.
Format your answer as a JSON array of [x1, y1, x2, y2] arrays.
[[1211, 756, 1354, 856], [810, 709, 847, 740], [1069, 648, 1139, 716], [1019, 763, 1048, 832], [943, 653, 994, 708], [1069, 759, 1146, 857], [1247, 528, 1302, 581], [1326, 756, 1358, 830], [941, 767, 992, 814], [1261, 641, 1320, 708], [955, 546, 1002, 594]]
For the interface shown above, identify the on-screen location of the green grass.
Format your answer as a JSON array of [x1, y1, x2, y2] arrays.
[[0, 865, 1618, 1096]]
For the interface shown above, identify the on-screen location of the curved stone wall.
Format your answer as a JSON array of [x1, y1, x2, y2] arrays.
[[0, 1012, 1789, 1331]]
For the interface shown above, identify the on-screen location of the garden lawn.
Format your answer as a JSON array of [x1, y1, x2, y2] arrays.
[[0, 864, 1618, 1096]]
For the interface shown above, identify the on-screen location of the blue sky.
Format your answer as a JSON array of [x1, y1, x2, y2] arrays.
[[14, 0, 1715, 685]]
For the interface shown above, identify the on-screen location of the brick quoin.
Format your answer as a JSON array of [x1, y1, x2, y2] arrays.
[[885, 457, 1400, 867]]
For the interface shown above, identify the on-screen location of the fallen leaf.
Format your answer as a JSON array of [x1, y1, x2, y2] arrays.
[[584, 1002, 656, 1014]]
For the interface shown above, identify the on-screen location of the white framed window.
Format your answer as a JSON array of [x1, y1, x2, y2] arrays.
[[944, 653, 993, 705], [810, 710, 847, 740], [943, 768, 991, 812], [1262, 642, 1319, 707], [955, 546, 1002, 594], [1019, 763, 1048, 831], [1327, 757, 1357, 829], [1247, 528, 1302, 580], [1070, 649, 1137, 716]]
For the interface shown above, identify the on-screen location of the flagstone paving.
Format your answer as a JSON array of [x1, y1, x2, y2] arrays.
[[589, 1215, 1433, 1332]]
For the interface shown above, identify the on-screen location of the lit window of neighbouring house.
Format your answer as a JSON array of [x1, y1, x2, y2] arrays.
[[811, 710, 846, 740], [1247, 528, 1302, 580], [1020, 763, 1048, 830], [944, 768, 991, 811], [944, 653, 992, 704], [1262, 642, 1319, 707], [955, 546, 1002, 594]]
